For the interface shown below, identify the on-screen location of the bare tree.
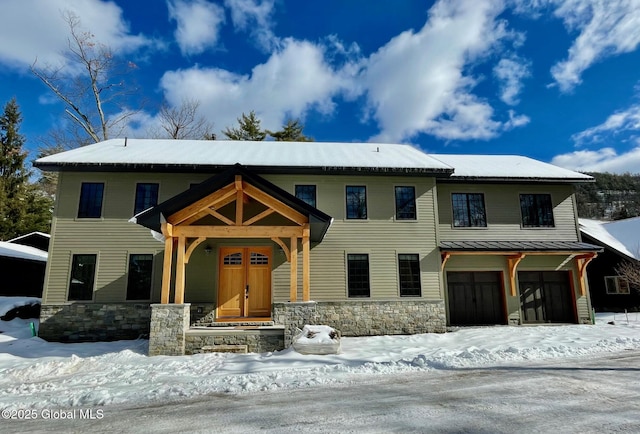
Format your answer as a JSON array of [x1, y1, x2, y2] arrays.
[[30, 11, 140, 144], [615, 260, 640, 293], [154, 98, 215, 140]]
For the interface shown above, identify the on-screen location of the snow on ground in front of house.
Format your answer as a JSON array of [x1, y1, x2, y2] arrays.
[[1, 307, 639, 411]]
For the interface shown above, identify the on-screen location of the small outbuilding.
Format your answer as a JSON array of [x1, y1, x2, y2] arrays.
[[0, 239, 48, 297]]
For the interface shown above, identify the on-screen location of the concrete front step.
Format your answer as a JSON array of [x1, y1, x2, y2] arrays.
[[204, 321, 276, 327], [201, 344, 248, 354]]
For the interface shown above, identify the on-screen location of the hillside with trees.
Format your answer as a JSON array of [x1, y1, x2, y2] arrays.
[[575, 172, 640, 220]]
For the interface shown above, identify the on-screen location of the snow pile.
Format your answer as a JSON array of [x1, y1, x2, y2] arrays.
[[0, 310, 639, 411], [292, 325, 341, 355], [0, 241, 47, 262], [0, 296, 41, 317]]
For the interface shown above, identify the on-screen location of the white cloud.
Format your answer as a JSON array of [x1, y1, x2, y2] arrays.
[[224, 0, 277, 51], [572, 105, 640, 144], [550, 0, 640, 92], [167, 0, 226, 56], [0, 0, 150, 70], [159, 38, 354, 135], [551, 146, 640, 174], [493, 57, 531, 105], [360, 0, 526, 143]]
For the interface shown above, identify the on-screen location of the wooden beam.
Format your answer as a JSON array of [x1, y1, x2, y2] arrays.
[[205, 208, 234, 225], [272, 237, 290, 262], [243, 208, 275, 226], [242, 183, 308, 226], [168, 183, 236, 225], [235, 176, 244, 225], [507, 253, 525, 297], [181, 210, 207, 226], [575, 252, 597, 296], [175, 236, 186, 304], [185, 237, 206, 264], [210, 193, 236, 211], [440, 252, 451, 271], [302, 226, 310, 302], [160, 236, 173, 304], [161, 221, 173, 238], [290, 236, 298, 302], [173, 225, 304, 238]]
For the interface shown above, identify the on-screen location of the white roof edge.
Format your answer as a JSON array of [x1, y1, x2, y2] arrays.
[[0, 241, 48, 262], [8, 231, 51, 242]]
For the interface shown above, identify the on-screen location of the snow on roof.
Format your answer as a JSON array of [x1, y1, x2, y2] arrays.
[[35, 139, 453, 173], [0, 241, 48, 262], [579, 218, 639, 260], [7, 232, 50, 243], [431, 154, 593, 182]]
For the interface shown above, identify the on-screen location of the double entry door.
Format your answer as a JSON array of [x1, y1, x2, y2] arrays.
[[217, 247, 272, 319]]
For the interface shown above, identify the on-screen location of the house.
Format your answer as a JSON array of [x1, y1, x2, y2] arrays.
[[0, 239, 48, 297], [8, 231, 51, 252], [33, 139, 601, 355], [579, 218, 640, 311]]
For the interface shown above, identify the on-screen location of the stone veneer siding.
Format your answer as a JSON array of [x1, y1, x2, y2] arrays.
[[184, 328, 285, 354], [273, 300, 446, 347], [38, 303, 151, 342], [148, 304, 190, 356]]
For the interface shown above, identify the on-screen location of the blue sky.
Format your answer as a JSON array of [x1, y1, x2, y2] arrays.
[[1, 0, 640, 173]]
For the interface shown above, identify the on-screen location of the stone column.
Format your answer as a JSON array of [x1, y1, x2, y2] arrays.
[[148, 304, 190, 356]]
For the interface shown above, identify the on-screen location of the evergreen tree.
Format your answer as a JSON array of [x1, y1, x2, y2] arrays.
[[223, 111, 266, 141], [267, 119, 313, 142], [0, 98, 52, 240]]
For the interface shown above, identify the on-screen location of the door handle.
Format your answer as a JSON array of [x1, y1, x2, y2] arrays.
[[245, 285, 249, 298]]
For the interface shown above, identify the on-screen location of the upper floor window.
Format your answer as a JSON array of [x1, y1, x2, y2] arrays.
[[295, 185, 317, 208], [126, 254, 154, 300], [452, 193, 487, 227], [395, 186, 416, 220], [398, 254, 421, 296], [347, 253, 370, 297], [605, 276, 630, 294], [68, 254, 97, 301], [134, 183, 159, 215], [346, 186, 367, 219], [78, 182, 104, 218], [520, 194, 554, 228]]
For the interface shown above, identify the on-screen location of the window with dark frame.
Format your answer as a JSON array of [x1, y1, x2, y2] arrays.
[[347, 254, 370, 297], [68, 254, 97, 301], [452, 193, 487, 227], [346, 186, 367, 219], [398, 254, 421, 296], [134, 183, 159, 215], [77, 182, 104, 218], [520, 194, 554, 227], [395, 186, 416, 220], [295, 185, 317, 208], [605, 276, 630, 294], [126, 254, 154, 300]]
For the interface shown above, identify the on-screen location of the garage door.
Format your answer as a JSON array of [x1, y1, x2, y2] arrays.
[[447, 271, 505, 326], [518, 271, 575, 324]]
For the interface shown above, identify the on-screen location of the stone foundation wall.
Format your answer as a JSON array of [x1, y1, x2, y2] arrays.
[[185, 329, 284, 354], [273, 300, 446, 347], [149, 304, 190, 356], [38, 303, 151, 342]]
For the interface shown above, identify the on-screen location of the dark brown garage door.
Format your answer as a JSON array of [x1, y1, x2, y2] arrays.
[[518, 271, 575, 324], [447, 271, 505, 326]]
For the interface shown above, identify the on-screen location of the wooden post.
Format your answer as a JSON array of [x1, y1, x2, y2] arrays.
[[290, 236, 298, 302], [160, 236, 173, 304], [175, 236, 186, 304], [235, 175, 243, 225], [507, 253, 525, 297], [302, 226, 310, 302]]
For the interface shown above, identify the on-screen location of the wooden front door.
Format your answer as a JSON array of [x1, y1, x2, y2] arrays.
[[218, 247, 272, 318]]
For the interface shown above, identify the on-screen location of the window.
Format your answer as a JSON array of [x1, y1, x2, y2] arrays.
[[126, 254, 154, 300], [295, 185, 316, 207], [605, 276, 630, 294], [347, 254, 370, 297], [68, 254, 97, 301], [134, 183, 159, 215], [395, 186, 416, 220], [346, 186, 367, 219], [398, 254, 421, 296], [77, 183, 104, 218], [520, 194, 554, 227], [452, 193, 487, 227]]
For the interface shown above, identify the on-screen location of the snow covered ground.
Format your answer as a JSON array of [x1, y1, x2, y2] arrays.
[[1, 296, 640, 414]]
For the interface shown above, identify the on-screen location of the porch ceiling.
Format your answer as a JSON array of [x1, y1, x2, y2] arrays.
[[134, 164, 332, 242]]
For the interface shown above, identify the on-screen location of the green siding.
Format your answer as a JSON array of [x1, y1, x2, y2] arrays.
[[437, 183, 580, 242]]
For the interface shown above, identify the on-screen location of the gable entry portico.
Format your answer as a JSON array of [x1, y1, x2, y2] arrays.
[[135, 165, 332, 355]]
